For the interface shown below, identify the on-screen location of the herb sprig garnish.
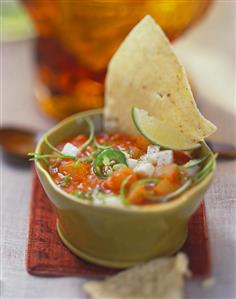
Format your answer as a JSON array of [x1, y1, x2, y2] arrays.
[[28, 152, 77, 162], [44, 137, 61, 154], [72, 118, 95, 168], [192, 153, 217, 183], [28, 117, 127, 180], [93, 137, 111, 150], [120, 175, 133, 205], [183, 154, 209, 169], [77, 118, 95, 152], [58, 174, 72, 187], [28, 118, 95, 165]]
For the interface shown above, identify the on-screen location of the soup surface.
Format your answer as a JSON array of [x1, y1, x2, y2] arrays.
[[44, 130, 202, 206]]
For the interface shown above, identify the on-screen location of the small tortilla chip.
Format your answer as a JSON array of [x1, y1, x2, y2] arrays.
[[104, 15, 216, 143], [84, 253, 189, 299]]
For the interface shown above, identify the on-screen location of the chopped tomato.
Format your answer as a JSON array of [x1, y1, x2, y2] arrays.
[[48, 157, 60, 166], [48, 132, 190, 204], [127, 185, 145, 204], [154, 164, 182, 196], [96, 133, 110, 145], [58, 161, 90, 181], [104, 167, 137, 192], [173, 151, 191, 165], [154, 179, 180, 196], [129, 146, 143, 159], [155, 163, 181, 184], [71, 135, 88, 147], [109, 133, 134, 149], [127, 185, 153, 205], [135, 135, 150, 151]]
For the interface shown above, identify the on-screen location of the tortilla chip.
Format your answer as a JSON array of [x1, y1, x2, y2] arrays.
[[104, 15, 216, 143], [84, 253, 189, 299]]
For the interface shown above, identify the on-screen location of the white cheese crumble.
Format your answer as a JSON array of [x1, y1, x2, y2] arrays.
[[127, 158, 138, 169], [49, 167, 58, 175], [139, 154, 149, 162], [133, 162, 155, 177], [61, 142, 78, 157], [146, 145, 161, 164], [147, 145, 160, 155], [156, 150, 173, 166]]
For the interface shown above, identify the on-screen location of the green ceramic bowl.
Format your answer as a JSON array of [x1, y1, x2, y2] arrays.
[[35, 109, 216, 268]]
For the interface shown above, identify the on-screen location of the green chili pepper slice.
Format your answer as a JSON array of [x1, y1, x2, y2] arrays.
[[93, 148, 127, 178]]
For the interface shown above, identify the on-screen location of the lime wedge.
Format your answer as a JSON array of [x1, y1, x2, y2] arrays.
[[132, 107, 201, 150]]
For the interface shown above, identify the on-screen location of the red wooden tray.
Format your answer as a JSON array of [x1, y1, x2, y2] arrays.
[[26, 169, 211, 278]]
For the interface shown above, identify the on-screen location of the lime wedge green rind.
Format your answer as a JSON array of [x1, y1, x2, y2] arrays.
[[132, 107, 201, 151]]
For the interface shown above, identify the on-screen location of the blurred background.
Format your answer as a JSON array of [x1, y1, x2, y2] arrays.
[[1, 0, 213, 120], [1, 0, 235, 158]]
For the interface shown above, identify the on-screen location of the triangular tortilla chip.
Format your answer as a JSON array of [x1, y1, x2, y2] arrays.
[[104, 15, 216, 143], [84, 253, 189, 299]]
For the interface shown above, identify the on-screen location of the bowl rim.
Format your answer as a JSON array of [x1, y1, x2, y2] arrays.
[[35, 109, 216, 214]]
